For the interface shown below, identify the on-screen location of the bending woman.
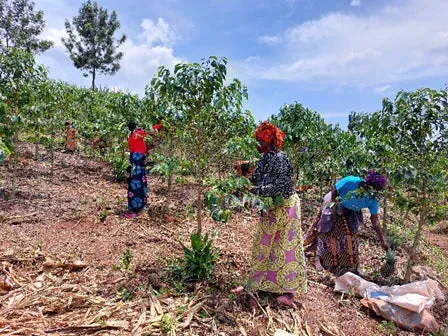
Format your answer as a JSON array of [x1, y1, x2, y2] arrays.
[[305, 171, 389, 274]]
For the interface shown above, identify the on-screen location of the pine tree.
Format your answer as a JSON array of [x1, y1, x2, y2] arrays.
[[62, 0, 126, 90], [0, 0, 53, 53]]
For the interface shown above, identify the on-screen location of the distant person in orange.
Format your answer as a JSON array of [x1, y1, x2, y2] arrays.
[[64, 121, 79, 153]]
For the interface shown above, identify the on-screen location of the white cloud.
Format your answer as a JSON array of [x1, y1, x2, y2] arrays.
[[102, 19, 184, 93], [257, 35, 281, 45], [245, 56, 261, 62], [322, 112, 351, 119], [41, 28, 67, 52], [374, 85, 392, 94], [350, 0, 361, 6], [140, 18, 178, 47], [244, 0, 448, 87], [117, 40, 184, 91]]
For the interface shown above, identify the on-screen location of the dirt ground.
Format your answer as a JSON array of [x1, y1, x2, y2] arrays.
[[0, 142, 447, 336]]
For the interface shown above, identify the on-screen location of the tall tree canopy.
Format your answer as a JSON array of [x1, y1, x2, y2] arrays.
[[0, 0, 53, 53], [62, 0, 126, 90]]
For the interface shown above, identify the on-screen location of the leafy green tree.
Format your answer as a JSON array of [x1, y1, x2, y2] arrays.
[[144, 88, 194, 194], [271, 103, 334, 191], [382, 88, 448, 283], [62, 0, 126, 90], [0, 48, 47, 148], [0, 0, 53, 53], [33, 80, 72, 174], [0, 98, 10, 163], [0, 47, 46, 195], [348, 111, 400, 229], [149, 56, 252, 234], [270, 103, 365, 197]]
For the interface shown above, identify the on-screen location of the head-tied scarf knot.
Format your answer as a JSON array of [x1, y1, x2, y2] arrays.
[[255, 121, 285, 150], [366, 170, 387, 189]]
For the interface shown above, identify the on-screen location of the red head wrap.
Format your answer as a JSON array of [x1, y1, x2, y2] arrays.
[[255, 122, 285, 150]]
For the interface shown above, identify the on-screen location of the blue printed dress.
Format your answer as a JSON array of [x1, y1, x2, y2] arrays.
[[126, 152, 148, 213]]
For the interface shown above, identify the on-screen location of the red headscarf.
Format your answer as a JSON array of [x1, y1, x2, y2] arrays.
[[255, 122, 285, 150]]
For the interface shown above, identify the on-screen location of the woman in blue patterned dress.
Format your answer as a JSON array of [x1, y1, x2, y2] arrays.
[[124, 122, 161, 219]]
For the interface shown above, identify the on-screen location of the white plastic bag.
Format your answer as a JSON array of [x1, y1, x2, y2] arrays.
[[335, 272, 444, 313], [334, 272, 445, 332]]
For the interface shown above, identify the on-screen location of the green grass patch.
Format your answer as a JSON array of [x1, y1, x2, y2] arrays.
[[423, 243, 448, 287]]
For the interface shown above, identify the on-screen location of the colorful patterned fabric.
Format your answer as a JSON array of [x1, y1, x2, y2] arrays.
[[249, 194, 307, 294], [126, 152, 148, 213], [249, 150, 295, 199], [316, 210, 360, 273]]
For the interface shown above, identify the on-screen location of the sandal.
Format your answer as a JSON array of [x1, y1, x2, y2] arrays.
[[123, 212, 138, 219], [276, 294, 296, 307], [230, 285, 244, 295]]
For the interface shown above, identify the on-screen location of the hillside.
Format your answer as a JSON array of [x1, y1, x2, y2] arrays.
[[0, 142, 447, 336]]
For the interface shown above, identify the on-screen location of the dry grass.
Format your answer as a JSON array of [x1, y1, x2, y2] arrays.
[[0, 142, 446, 335]]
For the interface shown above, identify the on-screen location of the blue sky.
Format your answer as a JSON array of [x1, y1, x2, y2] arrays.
[[37, 0, 448, 128]]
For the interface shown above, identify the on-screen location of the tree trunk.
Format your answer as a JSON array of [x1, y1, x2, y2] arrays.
[[167, 173, 174, 193], [331, 172, 338, 185], [10, 133, 18, 198], [382, 172, 390, 231], [166, 142, 174, 195], [382, 195, 389, 231], [50, 125, 56, 176], [402, 207, 410, 223], [92, 68, 96, 90], [404, 180, 427, 283], [34, 141, 39, 161], [196, 184, 203, 235]]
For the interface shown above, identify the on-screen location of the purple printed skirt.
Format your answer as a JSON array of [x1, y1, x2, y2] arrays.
[[249, 193, 307, 294]]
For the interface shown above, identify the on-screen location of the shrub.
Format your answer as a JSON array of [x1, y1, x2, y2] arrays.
[[166, 233, 218, 283]]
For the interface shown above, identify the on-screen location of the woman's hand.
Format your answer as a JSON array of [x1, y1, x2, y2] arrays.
[[380, 238, 390, 250], [234, 161, 254, 177]]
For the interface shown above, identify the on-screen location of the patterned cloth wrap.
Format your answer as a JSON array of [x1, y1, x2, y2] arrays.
[[317, 192, 363, 234], [250, 193, 307, 294], [248, 149, 307, 294], [126, 152, 148, 213], [305, 191, 364, 273]]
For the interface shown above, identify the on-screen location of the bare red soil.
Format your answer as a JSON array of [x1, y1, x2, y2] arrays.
[[0, 142, 446, 335]]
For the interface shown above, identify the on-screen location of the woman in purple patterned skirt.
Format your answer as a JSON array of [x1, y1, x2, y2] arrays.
[[233, 122, 307, 306]]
